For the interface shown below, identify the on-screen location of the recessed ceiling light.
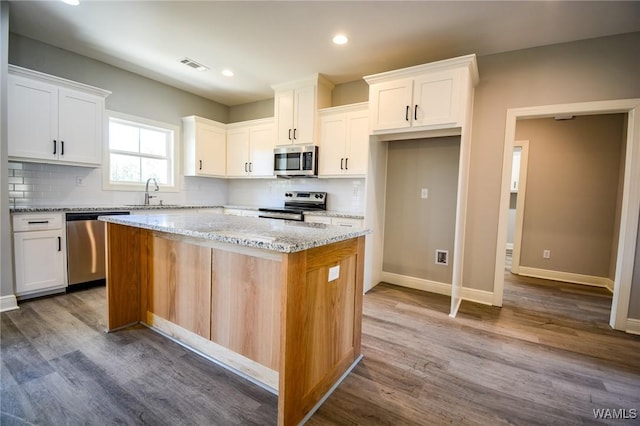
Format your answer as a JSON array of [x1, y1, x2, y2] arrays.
[[221, 69, 234, 77], [61, 0, 80, 5], [332, 34, 349, 45]]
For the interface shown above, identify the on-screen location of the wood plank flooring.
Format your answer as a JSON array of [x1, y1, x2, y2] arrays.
[[2, 272, 639, 425]]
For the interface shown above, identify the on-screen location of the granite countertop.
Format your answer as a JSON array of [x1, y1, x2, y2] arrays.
[[99, 212, 370, 253], [10, 205, 223, 213]]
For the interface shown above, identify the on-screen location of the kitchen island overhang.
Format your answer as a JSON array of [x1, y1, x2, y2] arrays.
[[99, 213, 369, 426]]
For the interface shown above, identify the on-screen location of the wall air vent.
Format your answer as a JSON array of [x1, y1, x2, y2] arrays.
[[179, 57, 209, 72]]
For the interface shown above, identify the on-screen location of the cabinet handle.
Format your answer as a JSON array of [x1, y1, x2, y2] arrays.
[[28, 220, 49, 224], [288, 129, 292, 141], [414, 105, 418, 121], [61, 141, 64, 156], [53, 140, 57, 155], [405, 105, 410, 121], [244, 162, 248, 172], [345, 158, 349, 170], [58, 236, 61, 252], [199, 160, 203, 170], [293, 128, 297, 140], [249, 162, 253, 172], [341, 158, 344, 170]]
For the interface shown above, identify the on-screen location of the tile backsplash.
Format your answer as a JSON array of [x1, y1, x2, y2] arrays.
[[7, 161, 364, 213], [7, 161, 228, 208]]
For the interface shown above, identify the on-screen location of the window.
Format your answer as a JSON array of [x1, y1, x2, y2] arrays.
[[105, 112, 179, 191]]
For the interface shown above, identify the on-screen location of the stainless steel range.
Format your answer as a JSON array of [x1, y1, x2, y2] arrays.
[[258, 191, 327, 221]]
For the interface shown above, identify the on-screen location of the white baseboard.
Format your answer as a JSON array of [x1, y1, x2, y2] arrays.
[[0, 294, 19, 312], [381, 271, 494, 306], [518, 266, 614, 293], [626, 318, 640, 335]]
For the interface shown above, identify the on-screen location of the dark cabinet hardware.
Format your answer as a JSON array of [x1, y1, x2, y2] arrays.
[[199, 160, 203, 170], [53, 140, 57, 155], [414, 105, 418, 121], [61, 141, 64, 156], [405, 105, 410, 121], [341, 158, 344, 170], [57, 236, 62, 252], [345, 158, 349, 170], [28, 220, 49, 224]]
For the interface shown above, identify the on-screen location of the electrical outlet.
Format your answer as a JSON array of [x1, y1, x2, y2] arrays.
[[328, 265, 340, 282], [543, 249, 551, 259], [421, 188, 429, 199], [76, 176, 85, 187]]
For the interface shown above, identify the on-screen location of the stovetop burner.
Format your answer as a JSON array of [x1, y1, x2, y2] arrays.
[[258, 191, 327, 221]]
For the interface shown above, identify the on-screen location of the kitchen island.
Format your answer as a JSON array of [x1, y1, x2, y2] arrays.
[[99, 213, 369, 426]]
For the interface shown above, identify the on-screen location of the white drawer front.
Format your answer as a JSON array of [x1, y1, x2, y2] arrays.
[[13, 213, 64, 231]]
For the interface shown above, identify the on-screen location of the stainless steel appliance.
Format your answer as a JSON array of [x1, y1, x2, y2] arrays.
[[66, 211, 129, 286], [259, 191, 327, 221], [274, 145, 318, 177]]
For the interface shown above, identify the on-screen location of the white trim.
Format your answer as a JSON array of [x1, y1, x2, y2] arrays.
[[518, 267, 615, 291], [0, 294, 19, 312], [493, 99, 640, 332], [381, 271, 494, 306], [626, 318, 640, 335], [8, 64, 111, 98]]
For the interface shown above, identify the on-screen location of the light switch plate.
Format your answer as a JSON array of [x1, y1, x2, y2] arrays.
[[328, 265, 340, 282], [421, 188, 429, 199]]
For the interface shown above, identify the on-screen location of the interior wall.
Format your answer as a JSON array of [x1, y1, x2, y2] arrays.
[[464, 32, 640, 301], [228, 98, 273, 123], [1, 2, 14, 301], [514, 115, 624, 278], [383, 137, 460, 283], [8, 34, 228, 125]]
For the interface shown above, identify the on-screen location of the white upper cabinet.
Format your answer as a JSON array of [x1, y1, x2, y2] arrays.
[[364, 55, 478, 135], [8, 66, 109, 167], [226, 118, 275, 178], [182, 116, 226, 177], [272, 75, 333, 145], [319, 103, 369, 177]]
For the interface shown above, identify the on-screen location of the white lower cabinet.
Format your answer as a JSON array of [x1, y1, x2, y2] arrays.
[[304, 215, 363, 228], [12, 213, 67, 297]]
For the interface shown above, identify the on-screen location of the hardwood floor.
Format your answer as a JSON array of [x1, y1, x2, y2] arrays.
[[2, 272, 639, 425]]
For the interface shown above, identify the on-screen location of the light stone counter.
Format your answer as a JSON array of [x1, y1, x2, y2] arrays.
[[99, 212, 370, 253]]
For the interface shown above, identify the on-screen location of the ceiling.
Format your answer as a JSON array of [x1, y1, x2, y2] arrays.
[[7, 1, 640, 106]]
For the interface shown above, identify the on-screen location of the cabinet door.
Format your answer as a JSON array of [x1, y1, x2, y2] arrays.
[[292, 84, 316, 145], [369, 78, 413, 132], [226, 127, 250, 177], [275, 90, 295, 145], [318, 114, 347, 176], [197, 124, 226, 176], [412, 70, 461, 128], [344, 110, 369, 176], [14, 230, 65, 295], [249, 123, 275, 177], [8, 75, 58, 161], [58, 88, 103, 165]]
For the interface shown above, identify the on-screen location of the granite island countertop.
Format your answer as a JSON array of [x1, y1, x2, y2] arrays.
[[99, 212, 370, 253]]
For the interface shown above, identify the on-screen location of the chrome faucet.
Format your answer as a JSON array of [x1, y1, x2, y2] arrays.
[[144, 177, 159, 205]]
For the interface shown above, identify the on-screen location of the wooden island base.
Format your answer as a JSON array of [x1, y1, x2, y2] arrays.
[[105, 223, 365, 426]]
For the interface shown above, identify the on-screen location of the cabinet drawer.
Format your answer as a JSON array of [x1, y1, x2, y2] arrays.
[[304, 215, 332, 225], [332, 218, 363, 228], [13, 213, 64, 231]]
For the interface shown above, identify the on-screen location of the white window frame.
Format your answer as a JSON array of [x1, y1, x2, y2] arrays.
[[103, 111, 181, 192]]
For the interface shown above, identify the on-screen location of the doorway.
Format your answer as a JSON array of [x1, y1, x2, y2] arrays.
[[494, 99, 640, 331]]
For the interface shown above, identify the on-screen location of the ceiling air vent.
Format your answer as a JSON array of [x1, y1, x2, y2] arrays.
[[179, 57, 209, 72]]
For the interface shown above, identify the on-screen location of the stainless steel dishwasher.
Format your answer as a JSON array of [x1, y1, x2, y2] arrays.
[[66, 211, 129, 287]]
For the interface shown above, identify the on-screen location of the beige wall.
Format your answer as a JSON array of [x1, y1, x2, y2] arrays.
[[8, 34, 228, 125], [463, 32, 640, 298], [383, 137, 460, 283], [514, 115, 624, 278]]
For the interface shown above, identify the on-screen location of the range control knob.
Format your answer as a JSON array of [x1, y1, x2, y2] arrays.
[[315, 193, 323, 199], [285, 192, 292, 197]]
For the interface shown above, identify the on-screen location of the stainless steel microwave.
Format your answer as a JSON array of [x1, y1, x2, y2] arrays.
[[274, 145, 318, 177]]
